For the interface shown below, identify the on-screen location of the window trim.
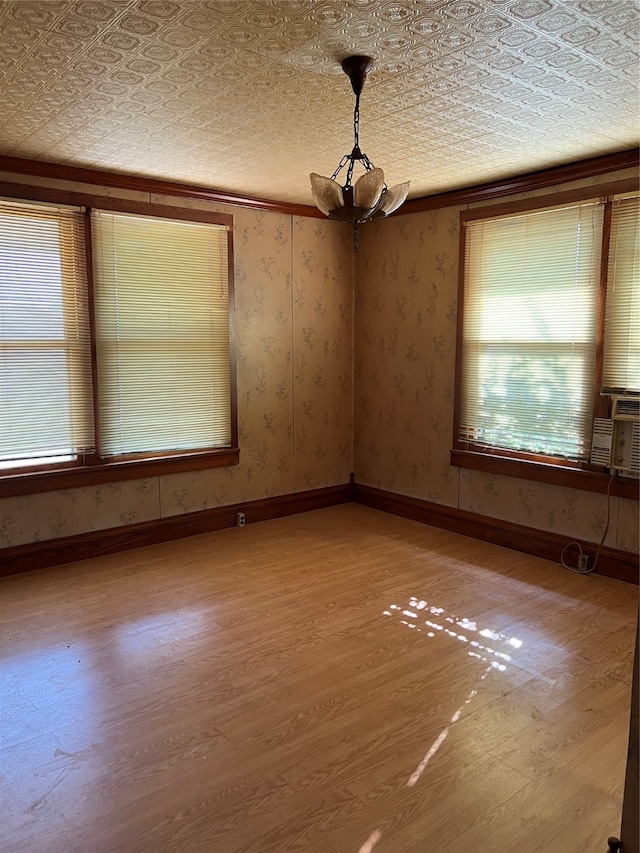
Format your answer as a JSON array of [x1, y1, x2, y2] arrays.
[[452, 177, 639, 497], [450, 449, 638, 500], [0, 182, 239, 497]]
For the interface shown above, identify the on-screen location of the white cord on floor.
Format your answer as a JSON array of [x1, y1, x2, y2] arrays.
[[560, 473, 615, 575]]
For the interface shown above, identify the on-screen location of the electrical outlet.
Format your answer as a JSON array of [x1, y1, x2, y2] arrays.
[[236, 512, 246, 527], [578, 554, 590, 571]]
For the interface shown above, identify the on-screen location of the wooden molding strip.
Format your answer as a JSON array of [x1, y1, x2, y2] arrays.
[[0, 154, 324, 219], [0, 483, 353, 577], [354, 482, 639, 586], [450, 450, 639, 500], [0, 448, 241, 499], [458, 177, 640, 226], [1, 150, 637, 220], [398, 149, 640, 215], [2, 480, 637, 583]]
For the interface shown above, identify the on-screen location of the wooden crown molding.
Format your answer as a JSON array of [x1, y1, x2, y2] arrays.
[[398, 149, 640, 215], [0, 154, 324, 219], [0, 149, 637, 219]]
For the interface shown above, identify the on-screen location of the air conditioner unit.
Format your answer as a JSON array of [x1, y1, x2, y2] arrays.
[[591, 395, 640, 478]]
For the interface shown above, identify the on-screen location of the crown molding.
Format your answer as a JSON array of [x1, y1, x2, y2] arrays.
[[0, 154, 324, 218], [0, 149, 637, 219], [398, 149, 640, 215]]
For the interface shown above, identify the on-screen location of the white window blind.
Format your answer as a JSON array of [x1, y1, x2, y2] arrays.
[[0, 199, 93, 468], [602, 195, 640, 393], [91, 211, 230, 458], [460, 201, 604, 461]]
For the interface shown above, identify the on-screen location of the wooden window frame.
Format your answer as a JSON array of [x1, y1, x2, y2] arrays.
[[0, 183, 239, 498], [451, 178, 639, 501]]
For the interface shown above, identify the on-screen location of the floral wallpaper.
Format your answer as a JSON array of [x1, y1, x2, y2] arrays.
[[292, 217, 353, 490], [0, 173, 353, 549], [354, 167, 639, 555], [0, 167, 638, 558], [355, 205, 461, 508]]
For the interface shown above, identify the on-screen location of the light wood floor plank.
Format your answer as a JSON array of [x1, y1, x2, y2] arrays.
[[1, 504, 636, 852]]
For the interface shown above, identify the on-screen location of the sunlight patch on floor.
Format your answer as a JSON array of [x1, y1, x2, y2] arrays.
[[358, 828, 382, 853], [381, 595, 524, 788], [353, 595, 526, 849]]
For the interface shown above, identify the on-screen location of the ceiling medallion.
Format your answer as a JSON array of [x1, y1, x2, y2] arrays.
[[310, 55, 410, 250]]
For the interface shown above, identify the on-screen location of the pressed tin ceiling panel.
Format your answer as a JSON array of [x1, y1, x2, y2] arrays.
[[0, 0, 637, 206]]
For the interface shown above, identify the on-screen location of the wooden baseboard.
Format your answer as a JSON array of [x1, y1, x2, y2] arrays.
[[2, 479, 637, 584], [354, 482, 639, 585], [0, 483, 354, 576]]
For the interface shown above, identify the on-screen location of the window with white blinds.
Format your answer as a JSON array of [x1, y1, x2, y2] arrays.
[[0, 196, 234, 479], [0, 199, 93, 469], [460, 202, 603, 462], [603, 195, 640, 393], [92, 211, 231, 458]]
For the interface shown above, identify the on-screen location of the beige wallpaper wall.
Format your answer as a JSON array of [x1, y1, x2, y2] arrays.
[[1, 167, 638, 558], [354, 167, 640, 555], [0, 173, 353, 549]]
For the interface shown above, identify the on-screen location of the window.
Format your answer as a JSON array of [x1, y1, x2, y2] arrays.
[[0, 193, 237, 492], [0, 201, 93, 471], [603, 195, 640, 393], [92, 211, 231, 457], [454, 183, 639, 476]]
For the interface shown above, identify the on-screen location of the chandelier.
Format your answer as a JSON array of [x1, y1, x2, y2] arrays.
[[310, 55, 410, 249]]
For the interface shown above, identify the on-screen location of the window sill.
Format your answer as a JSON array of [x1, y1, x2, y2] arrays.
[[450, 449, 639, 500], [0, 448, 240, 498]]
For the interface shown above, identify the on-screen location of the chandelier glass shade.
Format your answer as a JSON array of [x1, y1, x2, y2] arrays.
[[310, 55, 410, 246]]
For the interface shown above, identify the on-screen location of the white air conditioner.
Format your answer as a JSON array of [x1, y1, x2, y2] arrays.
[[591, 395, 640, 478]]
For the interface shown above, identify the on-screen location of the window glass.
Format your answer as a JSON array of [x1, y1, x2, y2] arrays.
[[603, 195, 640, 393], [91, 210, 231, 457], [460, 202, 604, 462], [0, 197, 234, 481], [0, 200, 93, 469]]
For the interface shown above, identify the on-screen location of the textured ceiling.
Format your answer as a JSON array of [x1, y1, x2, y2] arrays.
[[0, 0, 637, 207]]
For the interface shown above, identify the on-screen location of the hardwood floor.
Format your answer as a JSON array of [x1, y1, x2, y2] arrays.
[[1, 504, 637, 853]]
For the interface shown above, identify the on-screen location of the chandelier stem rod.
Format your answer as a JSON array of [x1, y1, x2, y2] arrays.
[[354, 92, 360, 150], [344, 93, 361, 190]]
